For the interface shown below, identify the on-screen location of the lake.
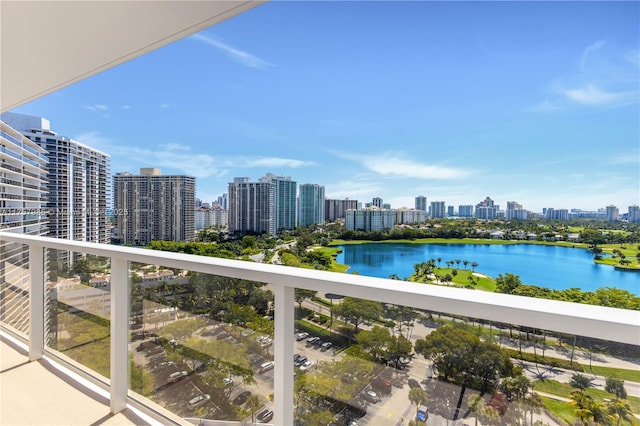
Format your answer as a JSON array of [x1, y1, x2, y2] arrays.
[[335, 243, 640, 295]]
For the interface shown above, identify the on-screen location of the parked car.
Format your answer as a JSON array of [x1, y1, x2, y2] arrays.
[[299, 360, 315, 371], [188, 394, 210, 409], [168, 370, 188, 383], [306, 336, 320, 346], [408, 378, 421, 389], [256, 408, 274, 423], [223, 377, 234, 386], [321, 342, 333, 351], [259, 361, 274, 372], [232, 390, 251, 405], [294, 355, 307, 367], [296, 332, 309, 341], [360, 390, 380, 403], [416, 405, 428, 422]]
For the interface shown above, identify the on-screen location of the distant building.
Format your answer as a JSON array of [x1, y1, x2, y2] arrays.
[[325, 198, 358, 222], [299, 183, 325, 227], [430, 201, 446, 218], [113, 168, 195, 245], [447, 205, 454, 217], [228, 177, 274, 236], [506, 202, 528, 220], [568, 208, 606, 219], [629, 205, 640, 223], [458, 205, 474, 218], [345, 207, 395, 232], [395, 207, 426, 225], [261, 173, 297, 232], [475, 196, 499, 219], [605, 205, 619, 222], [415, 195, 427, 212]]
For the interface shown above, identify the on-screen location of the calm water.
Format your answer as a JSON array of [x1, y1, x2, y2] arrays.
[[336, 243, 640, 295]]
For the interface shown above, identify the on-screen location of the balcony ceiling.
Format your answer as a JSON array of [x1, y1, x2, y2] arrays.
[[0, 0, 264, 113]]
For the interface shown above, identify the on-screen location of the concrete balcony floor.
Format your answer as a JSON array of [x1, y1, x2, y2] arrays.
[[0, 335, 151, 426]]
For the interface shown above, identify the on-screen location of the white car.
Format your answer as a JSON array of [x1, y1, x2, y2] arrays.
[[223, 377, 234, 386], [299, 360, 315, 371], [188, 394, 210, 409], [259, 361, 274, 372]]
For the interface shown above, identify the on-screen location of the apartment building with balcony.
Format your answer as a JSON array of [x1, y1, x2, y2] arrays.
[[345, 206, 395, 232], [1, 113, 110, 251], [0, 120, 49, 335], [113, 168, 195, 246]]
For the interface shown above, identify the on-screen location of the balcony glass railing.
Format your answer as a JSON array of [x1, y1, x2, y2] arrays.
[[0, 232, 638, 426]]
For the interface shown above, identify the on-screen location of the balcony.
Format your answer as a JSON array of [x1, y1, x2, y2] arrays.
[[0, 232, 638, 426]]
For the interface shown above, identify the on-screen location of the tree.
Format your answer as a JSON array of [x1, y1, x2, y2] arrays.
[[332, 297, 382, 333], [471, 262, 478, 272], [495, 273, 523, 294], [570, 373, 594, 391], [605, 377, 627, 400], [468, 395, 499, 426], [500, 375, 531, 401], [409, 387, 428, 419], [607, 399, 633, 426], [247, 394, 262, 424], [294, 288, 316, 310]]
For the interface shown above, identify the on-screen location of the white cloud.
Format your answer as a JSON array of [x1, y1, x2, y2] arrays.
[[241, 157, 315, 168], [608, 152, 640, 165], [190, 33, 273, 69], [526, 100, 564, 113], [159, 143, 191, 152], [341, 152, 472, 180], [83, 104, 109, 112], [562, 84, 637, 106], [121, 104, 132, 110], [159, 103, 171, 109], [580, 40, 606, 70]]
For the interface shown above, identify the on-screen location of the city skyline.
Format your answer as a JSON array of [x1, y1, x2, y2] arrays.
[[7, 1, 639, 212]]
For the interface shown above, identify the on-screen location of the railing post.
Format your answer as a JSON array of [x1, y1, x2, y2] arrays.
[[273, 285, 294, 426], [110, 257, 129, 413], [28, 244, 44, 361]]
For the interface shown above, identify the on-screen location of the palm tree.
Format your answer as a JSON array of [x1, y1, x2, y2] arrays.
[[463, 260, 469, 269], [247, 394, 261, 425], [607, 399, 633, 426], [455, 259, 461, 269], [471, 261, 478, 272], [469, 395, 499, 426], [408, 387, 428, 420], [437, 257, 442, 267]]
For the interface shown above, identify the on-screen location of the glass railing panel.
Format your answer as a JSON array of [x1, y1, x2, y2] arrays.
[[0, 240, 30, 336], [292, 293, 640, 426], [129, 265, 274, 423], [45, 249, 112, 378]]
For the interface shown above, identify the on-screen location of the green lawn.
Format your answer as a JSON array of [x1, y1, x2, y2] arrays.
[[534, 380, 640, 414]]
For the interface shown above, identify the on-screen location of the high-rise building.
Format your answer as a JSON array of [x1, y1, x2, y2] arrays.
[[1, 112, 110, 249], [325, 198, 358, 222], [506, 201, 528, 220], [415, 195, 427, 212], [345, 207, 395, 231], [458, 205, 474, 218], [447, 205, 454, 217], [372, 197, 383, 208], [429, 201, 446, 218], [475, 196, 498, 219], [261, 173, 297, 232], [629, 205, 640, 223], [228, 177, 274, 235], [395, 207, 426, 225], [605, 205, 619, 222], [113, 168, 195, 245], [0, 119, 49, 334], [299, 183, 325, 227]]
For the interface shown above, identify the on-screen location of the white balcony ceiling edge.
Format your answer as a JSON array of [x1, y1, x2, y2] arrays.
[[2, 232, 638, 346], [0, 0, 265, 112]]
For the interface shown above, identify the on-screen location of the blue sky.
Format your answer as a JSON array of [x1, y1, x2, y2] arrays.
[[10, 1, 640, 213]]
